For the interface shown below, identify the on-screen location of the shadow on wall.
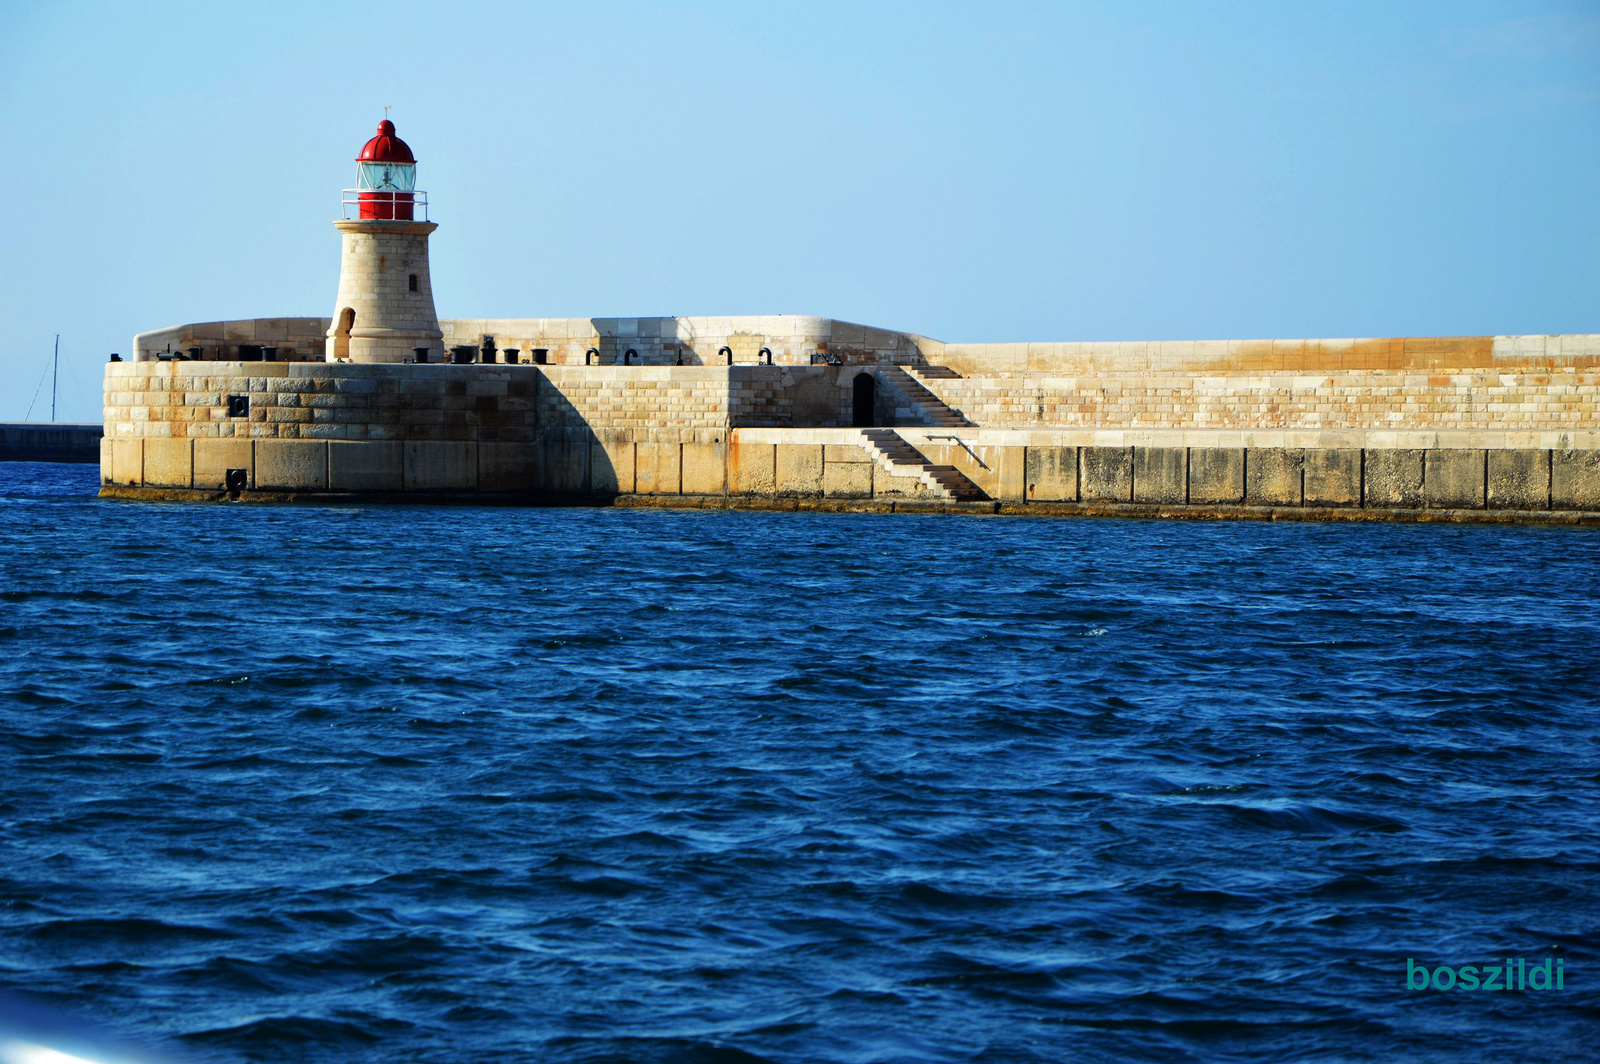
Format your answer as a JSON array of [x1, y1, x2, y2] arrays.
[[534, 376, 618, 497], [527, 367, 854, 496]]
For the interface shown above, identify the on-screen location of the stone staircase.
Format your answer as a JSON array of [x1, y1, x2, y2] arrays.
[[876, 365, 971, 427], [861, 428, 989, 502]]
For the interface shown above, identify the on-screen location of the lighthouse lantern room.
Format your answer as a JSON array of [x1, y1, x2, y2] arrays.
[[350, 119, 421, 221], [326, 118, 442, 363]]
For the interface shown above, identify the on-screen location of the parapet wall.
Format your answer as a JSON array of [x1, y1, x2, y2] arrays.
[[927, 334, 1600, 375], [132, 316, 928, 366], [132, 319, 332, 363], [436, 316, 928, 366], [131, 319, 1600, 380]]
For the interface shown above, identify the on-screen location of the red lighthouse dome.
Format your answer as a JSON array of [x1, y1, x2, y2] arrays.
[[353, 119, 418, 220], [358, 120, 415, 164]]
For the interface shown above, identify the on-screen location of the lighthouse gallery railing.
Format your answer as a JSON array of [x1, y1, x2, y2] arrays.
[[341, 190, 430, 222]]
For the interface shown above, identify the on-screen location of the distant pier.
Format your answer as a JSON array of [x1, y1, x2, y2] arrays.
[[0, 423, 103, 464]]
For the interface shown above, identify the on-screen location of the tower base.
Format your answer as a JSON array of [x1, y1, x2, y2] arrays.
[[326, 219, 442, 363]]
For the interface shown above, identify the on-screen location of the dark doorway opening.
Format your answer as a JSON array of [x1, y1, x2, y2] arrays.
[[852, 372, 876, 427]]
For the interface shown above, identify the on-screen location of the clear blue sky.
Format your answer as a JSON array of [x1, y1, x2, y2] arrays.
[[2, 0, 1596, 422]]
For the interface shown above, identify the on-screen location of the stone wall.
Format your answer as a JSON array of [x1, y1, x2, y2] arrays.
[[102, 362, 853, 443], [915, 369, 1600, 432], [99, 426, 1600, 516], [880, 427, 1600, 511], [538, 366, 851, 436]]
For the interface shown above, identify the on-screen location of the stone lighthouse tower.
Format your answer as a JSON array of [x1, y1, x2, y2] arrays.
[[325, 119, 443, 362]]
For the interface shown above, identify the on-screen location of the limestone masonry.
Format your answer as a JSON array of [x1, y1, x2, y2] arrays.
[[104, 121, 1600, 522]]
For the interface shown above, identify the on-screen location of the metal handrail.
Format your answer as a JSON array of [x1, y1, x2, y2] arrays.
[[926, 433, 989, 470], [341, 190, 430, 221]]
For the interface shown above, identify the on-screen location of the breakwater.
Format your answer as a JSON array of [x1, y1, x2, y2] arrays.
[[101, 329, 1600, 522], [1, 423, 102, 464]]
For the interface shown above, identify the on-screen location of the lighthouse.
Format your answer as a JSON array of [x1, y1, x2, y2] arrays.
[[325, 119, 443, 363]]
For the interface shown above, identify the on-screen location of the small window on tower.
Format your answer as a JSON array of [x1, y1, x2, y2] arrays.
[[408, 273, 419, 292]]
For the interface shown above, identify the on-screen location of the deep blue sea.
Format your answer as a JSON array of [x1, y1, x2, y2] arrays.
[[0, 461, 1596, 1063]]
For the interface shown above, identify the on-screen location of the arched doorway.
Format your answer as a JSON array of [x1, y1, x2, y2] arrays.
[[332, 307, 355, 360], [852, 372, 876, 427]]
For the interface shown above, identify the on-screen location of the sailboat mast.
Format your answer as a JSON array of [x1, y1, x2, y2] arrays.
[[51, 334, 58, 422]]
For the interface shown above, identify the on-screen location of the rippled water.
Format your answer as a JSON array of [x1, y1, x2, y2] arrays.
[[1, 461, 1596, 1063]]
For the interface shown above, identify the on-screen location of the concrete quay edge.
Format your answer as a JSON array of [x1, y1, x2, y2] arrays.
[[95, 485, 1600, 526]]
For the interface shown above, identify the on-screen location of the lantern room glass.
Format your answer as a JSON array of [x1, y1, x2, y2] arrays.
[[356, 162, 417, 220], [357, 162, 416, 192]]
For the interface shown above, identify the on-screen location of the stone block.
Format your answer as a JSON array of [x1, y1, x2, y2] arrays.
[[541, 441, 588, 493], [776, 444, 823, 495], [404, 441, 476, 491], [107, 438, 143, 486], [590, 440, 634, 494], [328, 440, 401, 492], [480, 443, 539, 493], [728, 441, 775, 496], [682, 442, 725, 495], [1486, 450, 1549, 510], [255, 440, 327, 490], [1025, 446, 1077, 502], [194, 438, 253, 490], [825, 444, 873, 463], [824, 460, 873, 498], [1080, 446, 1132, 502], [878, 473, 930, 497], [1424, 449, 1485, 509], [1303, 449, 1361, 507], [1363, 449, 1423, 509], [636, 442, 681, 494], [143, 438, 193, 488], [1552, 451, 1600, 510], [994, 444, 1027, 502], [1133, 447, 1186, 504], [1189, 448, 1244, 504], [1244, 448, 1302, 506]]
